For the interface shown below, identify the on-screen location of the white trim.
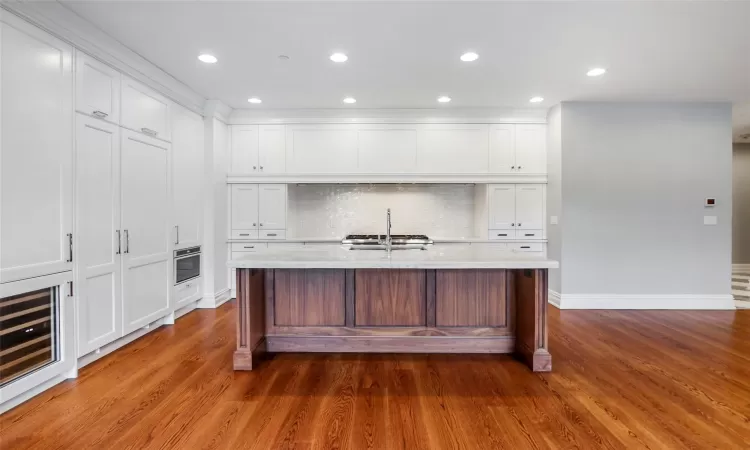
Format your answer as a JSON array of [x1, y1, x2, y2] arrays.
[[230, 108, 548, 125], [196, 288, 231, 309], [555, 294, 735, 310], [732, 264, 750, 272], [0, 374, 69, 415], [77, 315, 170, 369], [548, 290, 561, 308], [227, 173, 548, 184], [1, 2, 206, 114]]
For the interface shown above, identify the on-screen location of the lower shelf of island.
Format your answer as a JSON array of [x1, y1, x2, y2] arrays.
[[233, 267, 551, 372]]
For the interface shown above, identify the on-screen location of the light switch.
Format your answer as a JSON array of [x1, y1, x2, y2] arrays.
[[550, 216, 559, 225], [704, 216, 718, 225]]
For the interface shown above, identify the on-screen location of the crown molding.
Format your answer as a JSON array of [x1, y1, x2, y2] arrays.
[[229, 108, 548, 125], [204, 100, 233, 123], [1, 1, 206, 115]]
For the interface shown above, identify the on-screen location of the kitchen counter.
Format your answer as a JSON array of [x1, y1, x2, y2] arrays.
[[230, 244, 555, 374], [228, 244, 558, 269]]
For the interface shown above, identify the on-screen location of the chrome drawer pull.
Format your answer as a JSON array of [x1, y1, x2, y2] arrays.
[[141, 127, 158, 136], [92, 110, 108, 118]]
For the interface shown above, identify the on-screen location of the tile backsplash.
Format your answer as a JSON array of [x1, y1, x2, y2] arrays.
[[287, 184, 476, 238]]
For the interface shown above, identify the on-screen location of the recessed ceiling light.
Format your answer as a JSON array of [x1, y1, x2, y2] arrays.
[[330, 53, 348, 63], [529, 96, 544, 103], [587, 67, 607, 77], [437, 96, 452, 103], [342, 97, 356, 104], [248, 97, 262, 104], [460, 52, 479, 62], [198, 54, 217, 64]]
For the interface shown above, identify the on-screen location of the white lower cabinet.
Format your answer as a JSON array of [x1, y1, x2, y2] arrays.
[[75, 115, 122, 356], [121, 131, 172, 334]]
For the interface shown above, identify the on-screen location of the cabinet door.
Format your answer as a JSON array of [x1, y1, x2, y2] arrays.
[[417, 125, 489, 173], [515, 185, 545, 230], [121, 131, 171, 333], [488, 185, 516, 230], [121, 76, 171, 141], [0, 19, 74, 284], [285, 125, 358, 173], [230, 125, 259, 173], [357, 126, 418, 173], [488, 124, 516, 173], [258, 125, 286, 173], [75, 116, 122, 356], [75, 51, 120, 124], [172, 105, 204, 249], [231, 185, 259, 230], [258, 184, 287, 230], [515, 125, 546, 174]]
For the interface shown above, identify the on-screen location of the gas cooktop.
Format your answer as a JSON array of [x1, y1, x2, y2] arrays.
[[341, 234, 433, 245]]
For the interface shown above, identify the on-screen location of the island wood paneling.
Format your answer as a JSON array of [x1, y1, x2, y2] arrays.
[[273, 269, 346, 326], [354, 269, 426, 326], [435, 269, 508, 328]]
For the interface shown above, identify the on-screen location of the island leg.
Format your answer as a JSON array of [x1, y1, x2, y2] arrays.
[[514, 268, 551, 372], [234, 268, 267, 370]]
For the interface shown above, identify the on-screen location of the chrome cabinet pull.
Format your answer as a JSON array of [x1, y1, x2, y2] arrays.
[[259, 223, 263, 227], [243, 246, 255, 249], [518, 166, 523, 170], [141, 127, 158, 136], [511, 223, 515, 227], [92, 110, 108, 118], [124, 229, 130, 254], [511, 166, 515, 170], [267, 233, 277, 237], [520, 246, 530, 249], [497, 233, 508, 237], [116, 230, 121, 255], [525, 233, 534, 237], [259, 166, 264, 170], [175, 225, 179, 245], [239, 233, 250, 236], [253, 166, 257, 170]]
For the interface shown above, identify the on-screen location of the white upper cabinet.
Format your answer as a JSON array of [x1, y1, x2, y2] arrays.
[[489, 125, 516, 173], [286, 125, 358, 173], [75, 52, 120, 124], [75, 115, 122, 356], [231, 185, 260, 231], [230, 125, 259, 173], [121, 76, 171, 141], [417, 125, 489, 173], [258, 184, 287, 230], [515, 125, 547, 174], [120, 130, 171, 333], [488, 185, 517, 230], [358, 126, 418, 173], [515, 184, 545, 230], [1, 17, 74, 284], [259, 126, 286, 173], [171, 104, 204, 249]]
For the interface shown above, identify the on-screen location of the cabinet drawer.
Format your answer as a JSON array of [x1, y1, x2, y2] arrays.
[[260, 229, 286, 240], [510, 243, 543, 252], [231, 243, 267, 253], [231, 230, 259, 240], [175, 278, 201, 303], [489, 230, 514, 240], [516, 230, 543, 239]]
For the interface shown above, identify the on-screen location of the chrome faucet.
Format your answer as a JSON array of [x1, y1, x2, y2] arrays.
[[384, 208, 392, 252]]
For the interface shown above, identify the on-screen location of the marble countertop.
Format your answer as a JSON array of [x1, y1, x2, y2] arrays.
[[228, 244, 558, 269]]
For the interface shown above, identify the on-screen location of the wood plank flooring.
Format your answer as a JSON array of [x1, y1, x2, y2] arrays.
[[2, 302, 750, 449]]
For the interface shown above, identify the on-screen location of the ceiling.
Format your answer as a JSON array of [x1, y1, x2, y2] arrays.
[[62, 1, 750, 137]]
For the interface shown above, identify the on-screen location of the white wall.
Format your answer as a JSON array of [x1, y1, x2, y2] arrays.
[[546, 105, 562, 293], [733, 143, 750, 264], [556, 102, 733, 307], [287, 184, 477, 239]]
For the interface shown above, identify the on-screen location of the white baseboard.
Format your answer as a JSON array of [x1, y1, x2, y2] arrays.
[[548, 290, 561, 308], [197, 288, 231, 309], [733, 264, 750, 272], [0, 374, 69, 415], [554, 294, 735, 310], [174, 301, 199, 320]]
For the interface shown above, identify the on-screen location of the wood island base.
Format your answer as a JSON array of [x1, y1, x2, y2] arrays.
[[234, 267, 551, 372]]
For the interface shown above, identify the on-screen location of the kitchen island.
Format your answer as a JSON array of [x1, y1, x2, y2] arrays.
[[228, 245, 559, 372]]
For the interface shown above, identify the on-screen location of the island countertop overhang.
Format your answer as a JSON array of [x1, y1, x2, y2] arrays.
[[227, 244, 559, 270]]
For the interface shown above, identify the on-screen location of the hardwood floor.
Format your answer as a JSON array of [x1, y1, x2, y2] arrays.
[[2, 302, 750, 449]]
